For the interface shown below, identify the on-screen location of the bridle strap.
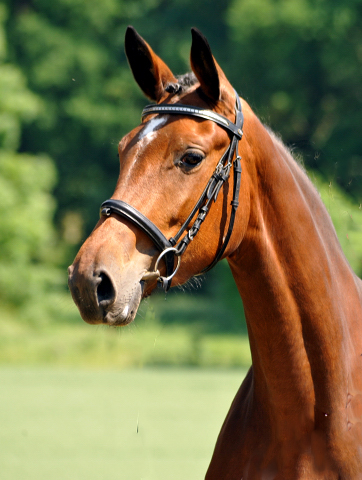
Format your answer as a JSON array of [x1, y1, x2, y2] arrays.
[[100, 199, 176, 281], [168, 147, 230, 247], [100, 90, 244, 291], [141, 103, 243, 140], [101, 200, 171, 251], [202, 94, 243, 273]]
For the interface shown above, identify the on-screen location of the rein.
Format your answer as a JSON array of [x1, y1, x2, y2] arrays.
[[100, 90, 244, 291]]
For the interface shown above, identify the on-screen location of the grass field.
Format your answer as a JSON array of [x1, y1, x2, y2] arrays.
[[0, 367, 246, 480]]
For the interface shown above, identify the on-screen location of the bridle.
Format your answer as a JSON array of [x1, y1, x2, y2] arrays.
[[100, 90, 244, 291], [100, 91, 243, 291]]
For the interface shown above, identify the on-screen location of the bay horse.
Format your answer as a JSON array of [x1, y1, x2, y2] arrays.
[[68, 26, 362, 479]]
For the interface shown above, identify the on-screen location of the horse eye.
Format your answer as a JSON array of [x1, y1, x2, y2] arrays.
[[181, 152, 204, 167]]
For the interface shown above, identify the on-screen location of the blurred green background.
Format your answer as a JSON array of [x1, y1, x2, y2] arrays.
[[1, 0, 361, 367], [0, 1, 362, 478]]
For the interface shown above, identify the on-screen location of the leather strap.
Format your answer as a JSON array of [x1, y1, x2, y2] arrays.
[[142, 104, 243, 139], [100, 199, 176, 287], [202, 94, 243, 272]]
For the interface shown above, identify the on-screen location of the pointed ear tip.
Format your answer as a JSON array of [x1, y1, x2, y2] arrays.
[[190, 27, 211, 50], [125, 26, 141, 42], [191, 27, 202, 39]]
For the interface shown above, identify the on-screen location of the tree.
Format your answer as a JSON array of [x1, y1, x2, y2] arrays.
[[2, 0, 360, 333], [0, 3, 60, 322], [4, 0, 234, 245], [226, 0, 362, 203]]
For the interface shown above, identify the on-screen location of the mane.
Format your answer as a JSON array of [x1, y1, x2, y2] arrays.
[[165, 72, 198, 95], [265, 125, 308, 175], [176, 72, 198, 88]]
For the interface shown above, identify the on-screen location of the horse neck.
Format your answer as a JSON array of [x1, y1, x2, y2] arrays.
[[228, 122, 362, 428]]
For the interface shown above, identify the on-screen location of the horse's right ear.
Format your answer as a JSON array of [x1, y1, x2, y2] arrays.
[[125, 26, 177, 102], [190, 28, 234, 107], [190, 28, 220, 103]]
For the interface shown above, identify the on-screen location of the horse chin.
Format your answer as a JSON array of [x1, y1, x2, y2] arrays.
[[102, 281, 144, 327]]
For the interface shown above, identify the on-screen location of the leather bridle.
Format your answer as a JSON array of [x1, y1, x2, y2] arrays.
[[100, 90, 244, 291]]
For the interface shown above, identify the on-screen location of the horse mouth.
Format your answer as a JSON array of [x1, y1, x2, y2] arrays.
[[68, 264, 145, 327], [101, 281, 144, 326], [103, 298, 140, 326]]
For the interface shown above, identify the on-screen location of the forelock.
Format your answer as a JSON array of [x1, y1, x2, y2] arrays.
[[176, 72, 198, 88]]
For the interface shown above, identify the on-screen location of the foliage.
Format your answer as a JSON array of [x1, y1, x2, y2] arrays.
[[0, 152, 57, 303], [5, 0, 362, 238], [226, 0, 362, 202], [0, 0, 361, 338], [5, 0, 164, 238], [0, 3, 63, 323], [312, 173, 362, 276], [7, 0, 360, 233]]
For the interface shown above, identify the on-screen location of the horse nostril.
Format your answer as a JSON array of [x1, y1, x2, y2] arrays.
[[97, 272, 116, 308]]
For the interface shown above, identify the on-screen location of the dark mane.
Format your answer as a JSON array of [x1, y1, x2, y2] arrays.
[[165, 72, 198, 95]]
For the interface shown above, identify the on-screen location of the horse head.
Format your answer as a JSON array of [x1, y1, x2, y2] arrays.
[[68, 27, 251, 326]]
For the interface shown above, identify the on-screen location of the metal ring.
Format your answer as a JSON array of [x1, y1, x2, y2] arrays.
[[155, 247, 181, 283]]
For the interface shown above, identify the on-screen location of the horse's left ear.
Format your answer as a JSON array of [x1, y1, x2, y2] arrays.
[[190, 28, 233, 105]]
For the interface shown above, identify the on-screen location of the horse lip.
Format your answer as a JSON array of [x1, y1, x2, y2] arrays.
[[102, 281, 144, 326], [103, 306, 135, 326]]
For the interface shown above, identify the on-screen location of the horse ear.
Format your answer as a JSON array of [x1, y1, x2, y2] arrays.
[[190, 28, 220, 103], [125, 26, 177, 102], [190, 28, 235, 106]]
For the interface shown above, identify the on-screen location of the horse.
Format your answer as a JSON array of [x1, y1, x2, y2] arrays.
[[68, 26, 362, 479]]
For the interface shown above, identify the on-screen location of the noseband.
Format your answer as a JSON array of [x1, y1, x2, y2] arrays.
[[100, 90, 244, 291]]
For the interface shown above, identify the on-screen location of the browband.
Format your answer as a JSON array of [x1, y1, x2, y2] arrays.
[[142, 103, 243, 140]]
